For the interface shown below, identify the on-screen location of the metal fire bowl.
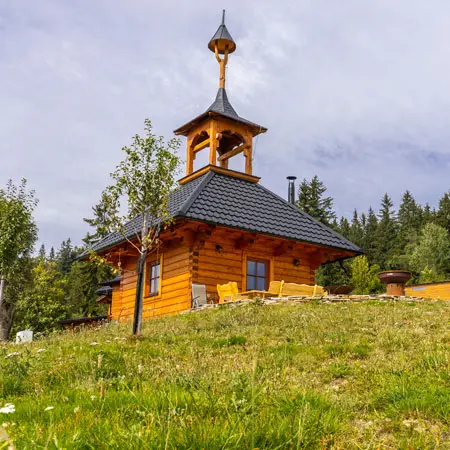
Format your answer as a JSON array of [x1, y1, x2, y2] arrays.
[[378, 270, 412, 285]]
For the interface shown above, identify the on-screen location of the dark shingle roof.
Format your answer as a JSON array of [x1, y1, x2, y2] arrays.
[[173, 88, 267, 136], [90, 170, 362, 255]]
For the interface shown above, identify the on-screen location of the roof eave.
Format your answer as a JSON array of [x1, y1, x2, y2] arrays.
[[174, 111, 267, 136]]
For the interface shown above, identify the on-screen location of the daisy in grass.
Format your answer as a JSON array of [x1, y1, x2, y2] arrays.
[[0, 404, 15, 414]]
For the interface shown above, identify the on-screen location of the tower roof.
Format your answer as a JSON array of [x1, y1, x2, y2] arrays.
[[174, 88, 267, 136]]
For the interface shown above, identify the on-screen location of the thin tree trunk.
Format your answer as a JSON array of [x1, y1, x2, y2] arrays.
[[0, 276, 5, 314], [0, 276, 10, 341], [0, 302, 13, 342], [133, 211, 149, 335], [132, 250, 146, 335]]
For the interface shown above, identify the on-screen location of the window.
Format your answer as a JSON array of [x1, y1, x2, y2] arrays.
[[246, 258, 268, 291], [149, 262, 160, 296]]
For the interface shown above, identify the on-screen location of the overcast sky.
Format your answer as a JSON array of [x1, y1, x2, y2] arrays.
[[2, 0, 450, 251]]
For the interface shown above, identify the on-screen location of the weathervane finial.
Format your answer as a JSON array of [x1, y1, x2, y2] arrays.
[[208, 10, 236, 89]]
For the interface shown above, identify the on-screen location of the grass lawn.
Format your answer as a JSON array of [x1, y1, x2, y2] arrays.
[[1, 300, 450, 449]]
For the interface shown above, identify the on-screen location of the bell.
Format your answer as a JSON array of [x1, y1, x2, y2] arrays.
[[208, 10, 236, 55]]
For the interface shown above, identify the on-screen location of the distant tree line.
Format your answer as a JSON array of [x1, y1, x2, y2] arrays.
[[0, 179, 113, 341], [2, 172, 450, 339], [297, 176, 450, 289]]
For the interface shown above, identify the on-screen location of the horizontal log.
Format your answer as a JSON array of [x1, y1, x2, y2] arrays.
[[217, 143, 248, 162], [193, 138, 210, 153]]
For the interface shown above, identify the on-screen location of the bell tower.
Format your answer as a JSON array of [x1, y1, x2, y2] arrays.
[[174, 10, 267, 178]]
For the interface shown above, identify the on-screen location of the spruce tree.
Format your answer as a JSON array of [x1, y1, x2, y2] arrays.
[[56, 238, 77, 274], [296, 175, 336, 226], [49, 247, 55, 261], [38, 244, 46, 261], [436, 192, 450, 232], [397, 191, 422, 256], [348, 210, 364, 248], [422, 203, 435, 225], [374, 194, 398, 269], [339, 217, 351, 240], [362, 208, 378, 264]]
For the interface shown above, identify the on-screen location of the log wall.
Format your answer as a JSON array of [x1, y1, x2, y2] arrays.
[[111, 246, 192, 321], [405, 282, 450, 300], [109, 227, 329, 321], [192, 232, 316, 301]]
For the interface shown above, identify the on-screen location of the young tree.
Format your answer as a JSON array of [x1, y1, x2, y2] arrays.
[[350, 256, 382, 295], [0, 179, 38, 340], [408, 223, 450, 280], [13, 261, 66, 334], [296, 175, 336, 226], [86, 119, 181, 334]]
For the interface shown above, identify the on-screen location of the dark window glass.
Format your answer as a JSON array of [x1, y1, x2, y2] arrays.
[[247, 276, 256, 290], [247, 260, 257, 276], [149, 262, 160, 296], [246, 259, 268, 291]]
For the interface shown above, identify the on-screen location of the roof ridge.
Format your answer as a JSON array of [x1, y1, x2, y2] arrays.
[[253, 180, 363, 253], [177, 171, 216, 216]]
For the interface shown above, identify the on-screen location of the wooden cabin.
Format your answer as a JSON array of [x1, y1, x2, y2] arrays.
[[90, 14, 362, 321]]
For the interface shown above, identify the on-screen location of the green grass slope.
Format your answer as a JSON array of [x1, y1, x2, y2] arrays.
[[2, 300, 450, 449]]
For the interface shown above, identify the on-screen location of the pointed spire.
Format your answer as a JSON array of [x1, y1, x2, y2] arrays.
[[206, 88, 239, 118]]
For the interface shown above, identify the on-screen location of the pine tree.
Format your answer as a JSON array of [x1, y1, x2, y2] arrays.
[[374, 194, 398, 269], [49, 247, 55, 261], [296, 175, 336, 226]]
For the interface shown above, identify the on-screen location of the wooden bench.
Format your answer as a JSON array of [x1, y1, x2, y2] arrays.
[[217, 280, 325, 303], [281, 282, 326, 297]]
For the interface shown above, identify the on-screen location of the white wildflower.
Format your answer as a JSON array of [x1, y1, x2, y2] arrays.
[[5, 352, 20, 359], [36, 348, 46, 353], [90, 395, 96, 401], [74, 407, 80, 414], [90, 342, 99, 346], [0, 404, 15, 414], [44, 406, 54, 412]]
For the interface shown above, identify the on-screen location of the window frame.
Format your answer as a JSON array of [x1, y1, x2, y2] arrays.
[[146, 258, 162, 298], [245, 257, 269, 291]]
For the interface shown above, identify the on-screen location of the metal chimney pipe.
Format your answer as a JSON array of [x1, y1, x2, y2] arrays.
[[287, 176, 297, 205]]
